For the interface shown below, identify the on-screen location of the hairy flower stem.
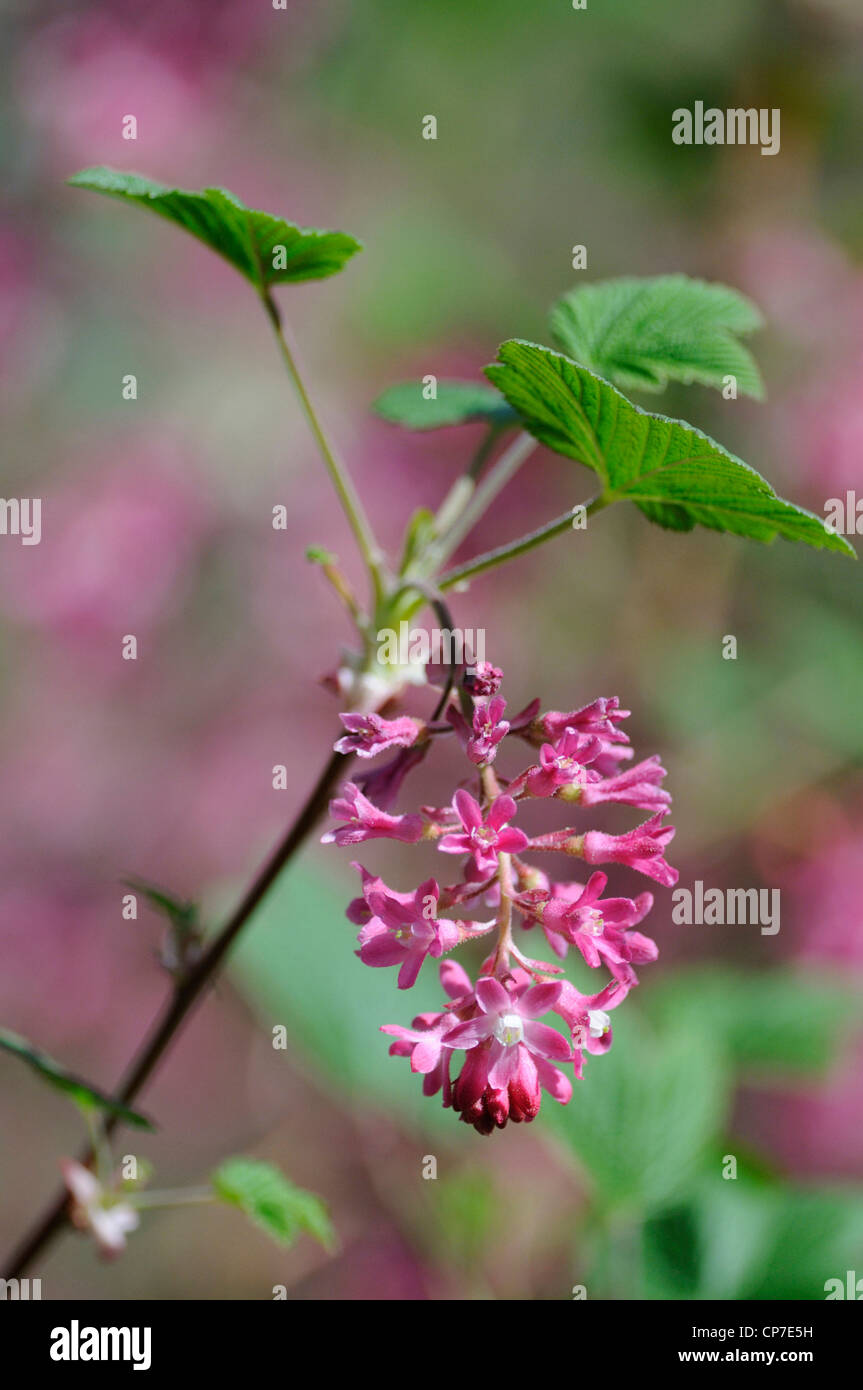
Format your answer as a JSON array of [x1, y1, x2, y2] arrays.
[[480, 765, 515, 972], [438, 494, 609, 591], [262, 292, 386, 600], [2, 745, 351, 1279]]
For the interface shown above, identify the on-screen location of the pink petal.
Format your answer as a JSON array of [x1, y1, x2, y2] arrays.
[[488, 1042, 520, 1089], [535, 1057, 573, 1104], [440, 959, 473, 999], [488, 794, 517, 831], [438, 832, 471, 855], [475, 976, 511, 1015], [520, 982, 564, 1017], [444, 1017, 493, 1049], [453, 788, 482, 831], [397, 947, 426, 989], [411, 1037, 443, 1073], [523, 1019, 572, 1061], [360, 935, 407, 968], [497, 829, 529, 854]]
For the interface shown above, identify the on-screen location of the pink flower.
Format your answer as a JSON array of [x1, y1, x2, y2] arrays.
[[322, 782, 423, 846], [524, 697, 635, 777], [516, 727, 603, 798], [381, 961, 474, 1100], [61, 1160, 139, 1260], [444, 977, 572, 1133], [329, 666, 672, 1133], [448, 696, 510, 765], [334, 712, 422, 759], [533, 697, 630, 745], [350, 866, 460, 988], [574, 755, 670, 813], [553, 978, 630, 1078], [464, 662, 503, 697], [582, 812, 678, 886], [438, 790, 528, 872], [520, 871, 656, 975]]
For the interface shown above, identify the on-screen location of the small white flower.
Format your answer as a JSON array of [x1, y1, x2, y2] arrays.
[[61, 1160, 139, 1259]]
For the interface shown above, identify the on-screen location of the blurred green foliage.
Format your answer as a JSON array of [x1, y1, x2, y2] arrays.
[[234, 859, 863, 1298]]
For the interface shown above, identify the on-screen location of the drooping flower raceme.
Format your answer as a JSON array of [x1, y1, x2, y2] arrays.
[[323, 665, 677, 1133]]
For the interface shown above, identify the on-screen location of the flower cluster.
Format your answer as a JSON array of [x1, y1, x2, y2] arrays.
[[323, 663, 677, 1134]]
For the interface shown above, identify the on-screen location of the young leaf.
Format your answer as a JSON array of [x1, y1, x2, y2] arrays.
[[125, 877, 202, 978], [549, 274, 764, 398], [211, 1157, 334, 1251], [485, 340, 855, 555], [68, 167, 361, 290], [0, 1028, 153, 1129], [124, 877, 197, 930], [372, 379, 516, 430]]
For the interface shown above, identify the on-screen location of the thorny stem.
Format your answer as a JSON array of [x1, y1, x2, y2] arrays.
[[262, 292, 386, 600], [2, 745, 351, 1279], [438, 494, 609, 591]]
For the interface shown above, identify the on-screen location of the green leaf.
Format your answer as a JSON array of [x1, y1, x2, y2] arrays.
[[68, 167, 361, 290], [485, 340, 855, 556], [644, 967, 857, 1078], [549, 274, 764, 398], [545, 1009, 728, 1216], [641, 1203, 703, 1298], [211, 1157, 334, 1251], [372, 379, 516, 430], [305, 545, 338, 567], [737, 1188, 863, 1300], [651, 1173, 863, 1301], [0, 1028, 153, 1129]]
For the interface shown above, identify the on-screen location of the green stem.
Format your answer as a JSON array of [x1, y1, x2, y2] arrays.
[[429, 425, 506, 541], [438, 494, 609, 590], [427, 430, 537, 572], [132, 1187, 215, 1210], [82, 1107, 111, 1187], [262, 292, 385, 599]]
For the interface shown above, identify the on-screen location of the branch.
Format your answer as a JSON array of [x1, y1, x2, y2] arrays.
[[2, 744, 350, 1278]]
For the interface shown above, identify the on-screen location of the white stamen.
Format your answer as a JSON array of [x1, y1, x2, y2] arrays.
[[587, 1009, 610, 1038], [494, 1012, 524, 1047]]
